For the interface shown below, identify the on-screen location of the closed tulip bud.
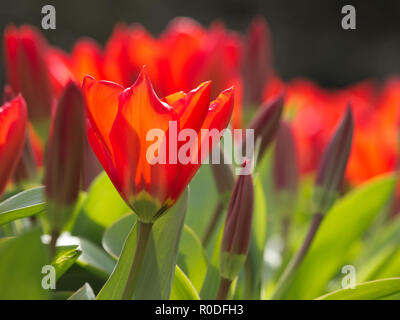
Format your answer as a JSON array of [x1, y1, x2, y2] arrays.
[[44, 81, 84, 234], [313, 106, 354, 214], [273, 121, 298, 213], [246, 92, 284, 159], [13, 131, 38, 184], [220, 167, 254, 281], [3, 25, 53, 130], [242, 16, 273, 107]]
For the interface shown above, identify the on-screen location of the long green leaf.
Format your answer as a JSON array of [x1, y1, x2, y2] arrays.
[[97, 189, 188, 300], [170, 266, 200, 300], [200, 225, 223, 299], [280, 173, 396, 299], [177, 225, 208, 292], [316, 278, 400, 300], [247, 176, 267, 298], [0, 187, 45, 226]]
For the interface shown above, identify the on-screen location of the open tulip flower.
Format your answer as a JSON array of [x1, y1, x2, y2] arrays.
[[83, 67, 234, 223]]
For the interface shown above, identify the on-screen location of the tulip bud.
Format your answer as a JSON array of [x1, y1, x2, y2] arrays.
[[242, 16, 273, 107], [313, 106, 354, 213], [273, 121, 298, 213], [220, 167, 254, 281], [44, 81, 84, 233], [246, 92, 284, 159], [3, 25, 53, 131], [13, 131, 38, 184]]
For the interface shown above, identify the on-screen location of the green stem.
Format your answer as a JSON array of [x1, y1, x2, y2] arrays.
[[216, 277, 232, 300], [49, 230, 59, 259], [122, 221, 153, 300], [243, 257, 253, 299], [202, 200, 224, 247], [271, 212, 323, 300]]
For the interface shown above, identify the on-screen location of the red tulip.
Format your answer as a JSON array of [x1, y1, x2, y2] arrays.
[[44, 81, 85, 231], [3, 25, 53, 122], [83, 68, 234, 222], [0, 95, 27, 198]]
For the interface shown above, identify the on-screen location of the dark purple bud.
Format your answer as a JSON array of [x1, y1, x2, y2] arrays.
[[220, 168, 254, 280], [273, 121, 298, 210], [242, 16, 273, 106], [246, 92, 284, 158], [313, 106, 354, 213], [45, 81, 85, 232]]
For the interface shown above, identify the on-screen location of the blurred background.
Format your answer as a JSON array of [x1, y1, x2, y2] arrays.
[[1, 0, 400, 89]]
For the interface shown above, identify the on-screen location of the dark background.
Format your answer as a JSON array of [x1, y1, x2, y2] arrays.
[[1, 0, 400, 89]]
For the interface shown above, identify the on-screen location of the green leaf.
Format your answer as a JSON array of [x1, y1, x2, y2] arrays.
[[316, 278, 400, 300], [97, 189, 189, 300], [358, 216, 400, 281], [177, 225, 208, 292], [170, 266, 200, 300], [68, 283, 96, 300], [200, 225, 223, 299], [58, 235, 115, 279], [102, 214, 137, 259], [52, 245, 82, 280], [185, 166, 219, 238], [247, 176, 267, 298], [280, 173, 396, 299], [0, 187, 45, 226], [72, 172, 131, 244], [0, 228, 49, 299]]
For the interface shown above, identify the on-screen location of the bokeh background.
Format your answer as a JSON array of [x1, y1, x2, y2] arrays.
[[1, 0, 400, 89]]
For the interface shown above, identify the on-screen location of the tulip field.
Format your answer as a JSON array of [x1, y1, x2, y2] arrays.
[[1, 11, 400, 302]]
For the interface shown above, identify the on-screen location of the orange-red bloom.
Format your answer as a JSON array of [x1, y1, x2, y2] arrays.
[[83, 68, 234, 222], [0, 95, 27, 198], [263, 76, 400, 186]]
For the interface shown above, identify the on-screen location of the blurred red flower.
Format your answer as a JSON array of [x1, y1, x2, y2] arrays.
[[0, 95, 27, 197]]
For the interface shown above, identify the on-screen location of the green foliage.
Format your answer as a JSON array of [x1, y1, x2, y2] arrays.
[[0, 228, 49, 299], [97, 189, 188, 300], [278, 174, 396, 299], [170, 266, 200, 300], [0, 187, 45, 226], [316, 278, 400, 300]]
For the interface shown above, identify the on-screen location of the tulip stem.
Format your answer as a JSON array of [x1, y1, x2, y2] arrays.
[[122, 221, 153, 300], [271, 212, 323, 300], [49, 230, 59, 258], [216, 277, 232, 300], [202, 200, 225, 247]]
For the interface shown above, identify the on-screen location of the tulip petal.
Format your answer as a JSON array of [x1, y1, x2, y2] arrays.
[[82, 75, 123, 156], [162, 81, 211, 132], [110, 68, 177, 203]]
